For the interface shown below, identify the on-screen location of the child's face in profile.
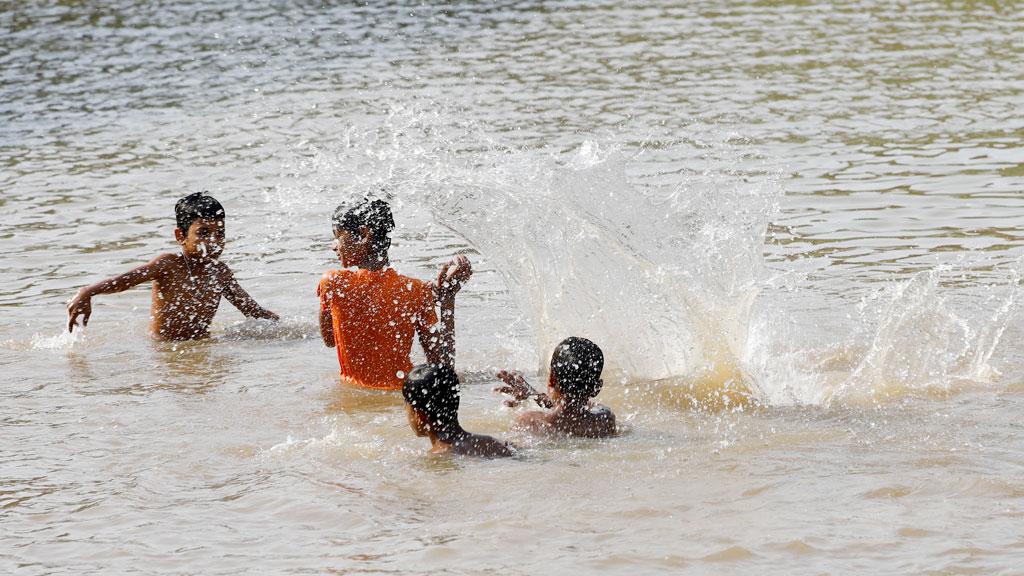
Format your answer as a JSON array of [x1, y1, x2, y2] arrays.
[[547, 372, 563, 402], [332, 227, 369, 267], [176, 218, 225, 260], [405, 404, 430, 437]]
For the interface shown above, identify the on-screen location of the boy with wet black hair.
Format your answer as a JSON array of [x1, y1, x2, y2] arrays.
[[67, 192, 278, 340], [318, 197, 471, 390], [495, 336, 616, 438], [403, 364, 515, 458]]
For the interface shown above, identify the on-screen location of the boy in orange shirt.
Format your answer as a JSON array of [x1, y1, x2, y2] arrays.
[[317, 199, 470, 390]]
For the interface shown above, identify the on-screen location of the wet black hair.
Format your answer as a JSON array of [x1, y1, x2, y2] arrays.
[[175, 192, 225, 232], [550, 336, 604, 402], [332, 198, 395, 255], [403, 364, 461, 440]]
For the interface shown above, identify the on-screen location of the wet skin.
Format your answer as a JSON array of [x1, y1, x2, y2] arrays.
[[495, 370, 617, 438], [67, 218, 278, 340], [406, 404, 515, 458]]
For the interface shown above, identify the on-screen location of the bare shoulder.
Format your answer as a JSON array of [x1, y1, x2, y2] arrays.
[[452, 433, 515, 458], [147, 253, 183, 276], [514, 410, 553, 434], [587, 404, 617, 437], [150, 252, 180, 266], [591, 404, 615, 420]]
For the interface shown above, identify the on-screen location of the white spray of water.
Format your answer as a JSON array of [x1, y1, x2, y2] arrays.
[[426, 142, 778, 388], [267, 103, 1019, 409], [822, 266, 1020, 406]]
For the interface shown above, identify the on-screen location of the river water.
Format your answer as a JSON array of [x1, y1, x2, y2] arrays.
[[2, 1, 1024, 574]]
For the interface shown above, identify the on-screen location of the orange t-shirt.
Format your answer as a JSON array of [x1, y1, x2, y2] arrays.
[[317, 267, 438, 390]]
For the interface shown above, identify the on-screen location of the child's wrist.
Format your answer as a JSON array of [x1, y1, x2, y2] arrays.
[[533, 393, 553, 408]]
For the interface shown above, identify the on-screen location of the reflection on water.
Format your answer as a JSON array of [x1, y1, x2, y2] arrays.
[[2, 1, 1024, 574], [323, 383, 406, 415], [151, 339, 235, 391]]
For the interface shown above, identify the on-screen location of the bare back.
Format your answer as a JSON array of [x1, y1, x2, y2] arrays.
[[449, 433, 516, 458], [516, 405, 617, 439]]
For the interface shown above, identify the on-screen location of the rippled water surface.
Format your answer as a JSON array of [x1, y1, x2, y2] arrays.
[[3, 1, 1024, 574]]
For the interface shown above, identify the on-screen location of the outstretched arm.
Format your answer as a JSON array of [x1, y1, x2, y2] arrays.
[[494, 370, 554, 409], [66, 253, 174, 332], [220, 266, 279, 321], [421, 255, 472, 366]]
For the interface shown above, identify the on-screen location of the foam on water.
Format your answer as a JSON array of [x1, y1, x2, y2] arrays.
[[26, 331, 80, 351], [217, 317, 319, 341]]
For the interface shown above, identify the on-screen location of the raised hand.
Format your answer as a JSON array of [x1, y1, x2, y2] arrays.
[[436, 254, 472, 304], [494, 370, 536, 402]]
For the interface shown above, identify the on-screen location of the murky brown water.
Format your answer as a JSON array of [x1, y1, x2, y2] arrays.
[[2, 1, 1024, 574]]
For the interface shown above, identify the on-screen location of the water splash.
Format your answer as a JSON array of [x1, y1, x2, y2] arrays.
[[29, 330, 85, 351], [267, 102, 1019, 410], [275, 104, 784, 386], [428, 140, 779, 384], [822, 266, 1020, 406], [217, 317, 318, 341]]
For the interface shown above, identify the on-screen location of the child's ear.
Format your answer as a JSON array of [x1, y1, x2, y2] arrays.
[[416, 411, 432, 435], [174, 228, 186, 244], [357, 225, 372, 244]]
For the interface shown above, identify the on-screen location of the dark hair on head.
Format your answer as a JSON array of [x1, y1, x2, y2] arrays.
[[403, 364, 461, 440], [175, 192, 225, 232], [550, 337, 604, 402], [332, 198, 395, 255]]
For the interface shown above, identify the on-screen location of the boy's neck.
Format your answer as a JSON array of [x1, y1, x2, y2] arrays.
[[428, 423, 468, 451], [553, 397, 589, 417], [356, 252, 389, 271]]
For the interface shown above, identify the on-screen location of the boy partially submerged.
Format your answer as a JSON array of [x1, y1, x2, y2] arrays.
[[318, 198, 470, 390], [403, 364, 515, 458], [495, 336, 616, 438], [66, 192, 278, 340]]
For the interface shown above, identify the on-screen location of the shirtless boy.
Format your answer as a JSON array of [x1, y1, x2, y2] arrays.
[[495, 336, 616, 438], [318, 198, 470, 390], [66, 192, 278, 340], [403, 364, 515, 458]]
